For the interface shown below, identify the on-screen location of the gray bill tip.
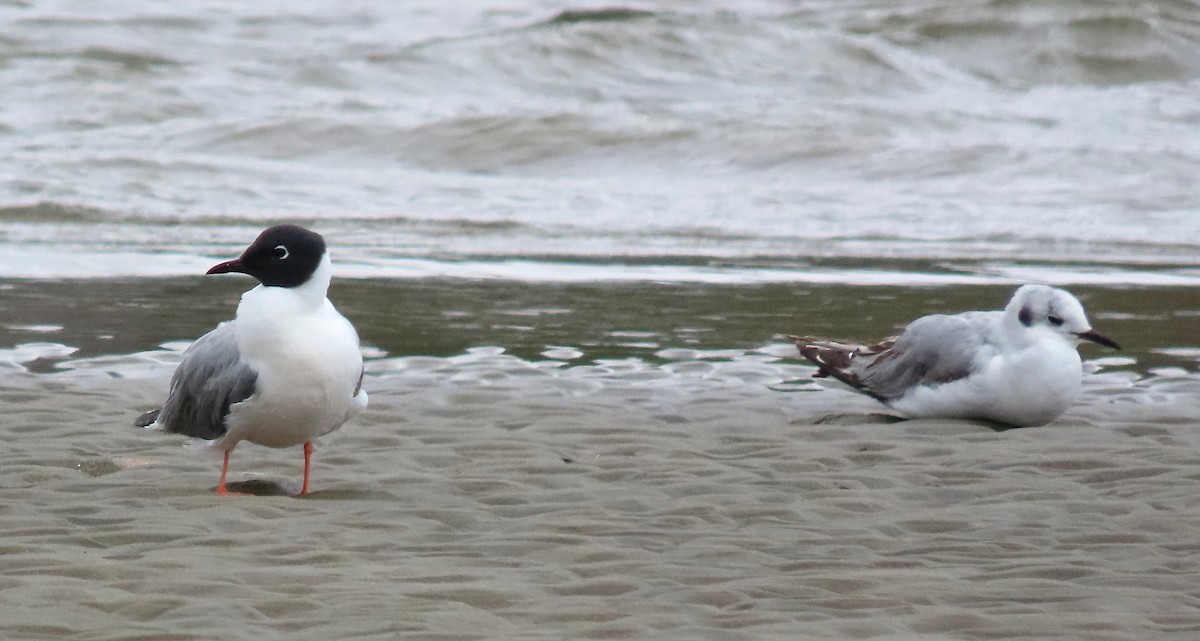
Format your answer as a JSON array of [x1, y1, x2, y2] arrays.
[[1075, 329, 1120, 350]]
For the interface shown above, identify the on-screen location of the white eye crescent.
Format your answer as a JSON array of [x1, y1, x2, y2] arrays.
[[273, 245, 289, 259]]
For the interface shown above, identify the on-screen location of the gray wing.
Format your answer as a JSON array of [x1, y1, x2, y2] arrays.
[[146, 321, 258, 440], [856, 313, 990, 399]]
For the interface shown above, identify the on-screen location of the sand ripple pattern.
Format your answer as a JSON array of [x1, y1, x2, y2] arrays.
[[1, 347, 1199, 639]]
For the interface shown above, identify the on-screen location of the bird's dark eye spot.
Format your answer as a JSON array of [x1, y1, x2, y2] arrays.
[[1018, 306, 1033, 327], [273, 245, 289, 260], [1048, 315, 1064, 326]]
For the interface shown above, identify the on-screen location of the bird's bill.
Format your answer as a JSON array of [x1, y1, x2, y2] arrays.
[[1075, 329, 1121, 350], [206, 258, 247, 276]]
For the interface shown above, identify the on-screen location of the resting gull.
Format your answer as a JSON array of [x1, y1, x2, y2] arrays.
[[790, 284, 1119, 427]]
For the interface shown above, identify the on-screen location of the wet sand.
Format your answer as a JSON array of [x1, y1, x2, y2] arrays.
[[0, 345, 1190, 641], [2, 347, 1199, 640]]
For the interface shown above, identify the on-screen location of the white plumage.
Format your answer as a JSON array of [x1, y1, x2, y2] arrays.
[[792, 285, 1119, 427]]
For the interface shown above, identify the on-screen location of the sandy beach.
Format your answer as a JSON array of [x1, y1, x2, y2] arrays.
[[2, 345, 1198, 641]]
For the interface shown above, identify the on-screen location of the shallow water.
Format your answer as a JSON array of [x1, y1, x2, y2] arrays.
[[0, 278, 1197, 372]]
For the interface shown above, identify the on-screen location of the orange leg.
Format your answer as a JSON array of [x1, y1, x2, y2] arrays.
[[216, 450, 238, 496], [300, 441, 314, 496]]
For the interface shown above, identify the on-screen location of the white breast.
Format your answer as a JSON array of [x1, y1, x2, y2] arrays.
[[891, 339, 1083, 427], [217, 279, 366, 450]]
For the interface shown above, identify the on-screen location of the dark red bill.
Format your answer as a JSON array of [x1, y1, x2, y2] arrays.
[[206, 259, 246, 275]]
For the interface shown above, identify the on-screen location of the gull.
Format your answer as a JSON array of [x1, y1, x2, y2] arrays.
[[136, 224, 367, 495], [790, 284, 1119, 427]]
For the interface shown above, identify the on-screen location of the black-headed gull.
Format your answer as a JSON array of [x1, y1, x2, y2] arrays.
[[137, 224, 368, 495]]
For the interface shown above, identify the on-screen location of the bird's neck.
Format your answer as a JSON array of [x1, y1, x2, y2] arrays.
[[289, 253, 333, 309], [239, 253, 333, 319], [998, 306, 1030, 343]]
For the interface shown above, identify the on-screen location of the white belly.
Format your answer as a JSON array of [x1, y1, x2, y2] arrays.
[[217, 295, 366, 450], [891, 343, 1083, 427]]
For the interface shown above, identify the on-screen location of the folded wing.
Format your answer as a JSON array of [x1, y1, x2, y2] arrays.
[[144, 321, 259, 439], [792, 313, 988, 401]]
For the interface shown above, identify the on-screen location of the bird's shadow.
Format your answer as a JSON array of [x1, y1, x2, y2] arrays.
[[809, 412, 1021, 433], [974, 419, 1029, 433], [809, 412, 906, 426], [215, 479, 392, 500], [219, 479, 299, 497]]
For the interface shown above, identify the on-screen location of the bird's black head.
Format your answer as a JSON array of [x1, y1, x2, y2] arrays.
[[207, 224, 327, 288]]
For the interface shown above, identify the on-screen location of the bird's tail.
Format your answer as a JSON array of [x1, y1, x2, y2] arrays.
[[788, 335, 892, 401], [788, 335, 861, 377]]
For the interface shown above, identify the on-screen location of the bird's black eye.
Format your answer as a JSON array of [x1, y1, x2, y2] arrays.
[[273, 245, 289, 260], [1048, 315, 1064, 326]]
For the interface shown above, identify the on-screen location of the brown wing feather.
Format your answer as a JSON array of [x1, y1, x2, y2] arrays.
[[789, 335, 894, 401]]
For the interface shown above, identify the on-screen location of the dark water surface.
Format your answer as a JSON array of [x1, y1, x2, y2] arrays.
[[2, 277, 1194, 375]]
